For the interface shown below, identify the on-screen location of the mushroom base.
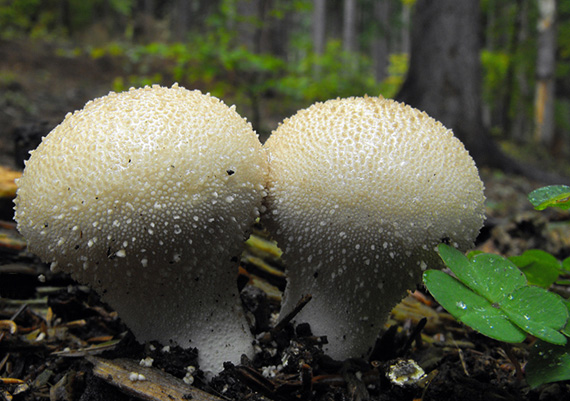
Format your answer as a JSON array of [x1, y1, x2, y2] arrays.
[[66, 255, 255, 376], [277, 234, 433, 361]]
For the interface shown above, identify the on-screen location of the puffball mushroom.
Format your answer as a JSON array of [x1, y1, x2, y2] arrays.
[[14, 84, 268, 375], [262, 96, 485, 360]]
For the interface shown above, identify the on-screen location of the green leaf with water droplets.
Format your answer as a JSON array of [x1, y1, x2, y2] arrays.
[[424, 245, 569, 345], [422, 270, 526, 343], [438, 244, 527, 301], [526, 340, 570, 388], [528, 185, 570, 210], [500, 286, 568, 345]]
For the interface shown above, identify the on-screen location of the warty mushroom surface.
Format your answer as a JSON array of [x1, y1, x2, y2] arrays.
[[14, 84, 268, 375], [262, 95, 486, 360]]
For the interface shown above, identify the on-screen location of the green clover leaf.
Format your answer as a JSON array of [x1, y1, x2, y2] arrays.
[[423, 244, 569, 344], [528, 185, 570, 211]]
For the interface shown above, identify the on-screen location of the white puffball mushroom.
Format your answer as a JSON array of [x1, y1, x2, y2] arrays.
[[262, 96, 485, 360], [14, 84, 268, 375]]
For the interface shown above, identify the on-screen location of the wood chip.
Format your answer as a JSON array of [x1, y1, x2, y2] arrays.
[[0, 166, 20, 198], [86, 356, 224, 401]]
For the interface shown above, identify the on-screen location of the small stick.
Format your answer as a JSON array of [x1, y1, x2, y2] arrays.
[[271, 294, 312, 334]]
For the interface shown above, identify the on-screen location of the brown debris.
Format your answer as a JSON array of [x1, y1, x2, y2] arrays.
[[87, 356, 223, 401]]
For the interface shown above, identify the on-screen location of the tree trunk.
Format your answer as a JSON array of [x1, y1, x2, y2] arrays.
[[396, 0, 566, 183], [400, 1, 411, 54], [372, 0, 389, 82], [313, 0, 326, 55], [236, 0, 262, 52], [534, 0, 557, 149], [397, 0, 496, 165], [343, 0, 357, 53], [510, 0, 532, 143], [171, 0, 191, 41]]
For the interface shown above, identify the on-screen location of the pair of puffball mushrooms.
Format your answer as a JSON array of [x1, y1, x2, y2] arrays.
[[14, 84, 486, 376]]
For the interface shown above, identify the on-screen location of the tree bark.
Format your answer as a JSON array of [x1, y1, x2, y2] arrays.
[[372, 0, 389, 82], [534, 0, 557, 149], [313, 0, 326, 55], [396, 0, 566, 184], [397, 0, 495, 164], [236, 0, 262, 52], [400, 1, 411, 54], [343, 0, 357, 53], [171, 0, 191, 41]]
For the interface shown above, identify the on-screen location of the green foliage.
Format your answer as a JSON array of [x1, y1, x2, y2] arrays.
[[509, 249, 563, 288], [379, 53, 409, 99], [528, 185, 570, 210], [0, 0, 42, 38], [0, 0, 135, 39], [526, 338, 570, 388], [276, 40, 382, 104], [480, 49, 509, 109], [425, 184, 570, 388], [480, 1, 538, 140], [78, 21, 394, 129], [423, 244, 568, 344]]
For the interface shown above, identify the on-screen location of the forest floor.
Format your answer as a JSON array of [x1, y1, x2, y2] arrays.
[[1, 38, 570, 401], [1, 168, 569, 401]]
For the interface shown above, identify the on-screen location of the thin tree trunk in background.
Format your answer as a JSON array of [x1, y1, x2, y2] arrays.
[[400, 1, 411, 55], [236, 0, 260, 52], [313, 0, 326, 55], [534, 0, 557, 149], [343, 0, 357, 53], [59, 0, 72, 35], [265, 0, 290, 58], [171, 0, 191, 41], [134, 0, 155, 41], [499, 0, 525, 141], [312, 0, 326, 77], [510, 0, 532, 143], [372, 0, 389, 82]]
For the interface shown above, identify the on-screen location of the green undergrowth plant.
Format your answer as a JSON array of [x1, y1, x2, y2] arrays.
[[423, 185, 570, 389]]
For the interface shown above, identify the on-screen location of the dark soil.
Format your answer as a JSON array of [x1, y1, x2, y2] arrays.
[[2, 171, 570, 401], [1, 38, 570, 401]]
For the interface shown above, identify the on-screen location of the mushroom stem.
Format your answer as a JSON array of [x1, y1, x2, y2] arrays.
[[89, 254, 254, 374]]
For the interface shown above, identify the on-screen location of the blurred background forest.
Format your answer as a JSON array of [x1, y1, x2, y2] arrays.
[[0, 0, 569, 177]]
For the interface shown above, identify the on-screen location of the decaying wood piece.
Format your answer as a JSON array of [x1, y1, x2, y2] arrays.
[[86, 356, 223, 401]]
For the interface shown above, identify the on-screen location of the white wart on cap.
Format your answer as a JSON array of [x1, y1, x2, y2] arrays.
[[262, 96, 485, 360], [14, 84, 268, 375]]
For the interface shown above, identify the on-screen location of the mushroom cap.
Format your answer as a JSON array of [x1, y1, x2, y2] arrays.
[[15, 84, 268, 374], [262, 96, 485, 359]]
